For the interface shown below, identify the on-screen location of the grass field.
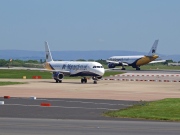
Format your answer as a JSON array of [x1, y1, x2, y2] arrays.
[[0, 64, 179, 79], [0, 70, 52, 79], [136, 64, 180, 70], [0, 69, 123, 79], [0, 82, 26, 86], [104, 98, 180, 121], [103, 63, 180, 70]]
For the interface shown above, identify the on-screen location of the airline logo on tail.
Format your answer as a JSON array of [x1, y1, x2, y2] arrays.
[[148, 40, 158, 56], [45, 41, 53, 62]]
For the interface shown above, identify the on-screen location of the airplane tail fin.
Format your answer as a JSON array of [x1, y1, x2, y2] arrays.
[[147, 40, 159, 56], [45, 41, 53, 62]]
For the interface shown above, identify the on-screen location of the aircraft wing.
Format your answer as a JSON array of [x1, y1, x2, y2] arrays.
[[149, 60, 166, 64], [0, 67, 70, 74], [105, 68, 123, 71], [106, 60, 119, 64], [121, 62, 128, 66], [104, 68, 113, 71], [25, 63, 44, 66], [106, 60, 129, 66]]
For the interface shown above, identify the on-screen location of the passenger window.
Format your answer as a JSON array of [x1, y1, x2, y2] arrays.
[[97, 66, 100, 68], [93, 66, 96, 68]]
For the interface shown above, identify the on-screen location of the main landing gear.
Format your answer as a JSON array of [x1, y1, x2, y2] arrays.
[[136, 67, 140, 70], [81, 77, 98, 84], [81, 77, 87, 83], [55, 79, 62, 83]]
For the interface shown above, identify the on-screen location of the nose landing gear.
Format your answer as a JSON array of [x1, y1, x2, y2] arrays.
[[93, 80, 97, 84], [92, 76, 98, 84]]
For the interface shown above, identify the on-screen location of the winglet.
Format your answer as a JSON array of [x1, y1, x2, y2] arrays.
[[45, 41, 53, 62], [147, 40, 159, 56]]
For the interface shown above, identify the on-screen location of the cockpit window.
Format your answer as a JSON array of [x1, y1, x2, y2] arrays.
[[93, 66, 103, 68]]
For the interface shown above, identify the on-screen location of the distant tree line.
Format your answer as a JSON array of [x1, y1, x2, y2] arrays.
[[0, 59, 107, 67], [0, 59, 176, 68], [0, 59, 41, 67]]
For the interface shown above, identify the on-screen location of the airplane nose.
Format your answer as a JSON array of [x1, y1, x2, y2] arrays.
[[98, 68, 105, 76]]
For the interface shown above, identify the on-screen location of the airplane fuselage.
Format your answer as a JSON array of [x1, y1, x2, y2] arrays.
[[44, 61, 105, 77], [107, 55, 158, 69]]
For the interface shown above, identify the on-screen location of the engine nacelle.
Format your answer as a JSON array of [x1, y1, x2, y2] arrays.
[[92, 76, 97, 81], [53, 72, 64, 80], [108, 63, 116, 68], [97, 76, 102, 79], [92, 76, 102, 80]]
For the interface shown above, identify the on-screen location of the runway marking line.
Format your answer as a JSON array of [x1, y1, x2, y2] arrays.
[[40, 103, 51, 107], [3, 104, 120, 110], [4, 96, 10, 99], [36, 99, 132, 106]]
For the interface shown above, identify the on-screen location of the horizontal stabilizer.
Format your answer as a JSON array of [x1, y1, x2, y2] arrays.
[[149, 60, 166, 64]]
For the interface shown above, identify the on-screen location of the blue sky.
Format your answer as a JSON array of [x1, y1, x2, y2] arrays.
[[0, 0, 180, 55]]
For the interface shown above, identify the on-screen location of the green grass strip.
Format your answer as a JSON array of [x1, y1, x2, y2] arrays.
[[0, 69, 123, 79], [103, 71, 124, 77], [0, 82, 26, 86], [0, 69, 52, 79], [104, 98, 180, 121]]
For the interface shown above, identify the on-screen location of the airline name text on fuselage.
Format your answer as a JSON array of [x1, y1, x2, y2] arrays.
[[53, 64, 88, 70]]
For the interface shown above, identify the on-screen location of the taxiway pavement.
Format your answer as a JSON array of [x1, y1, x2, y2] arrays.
[[0, 97, 137, 120], [0, 70, 180, 135], [0, 78, 180, 101], [0, 118, 180, 135]]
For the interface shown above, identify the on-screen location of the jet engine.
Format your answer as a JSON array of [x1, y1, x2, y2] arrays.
[[53, 72, 64, 80], [97, 76, 102, 79], [108, 63, 116, 68], [92, 76, 102, 80]]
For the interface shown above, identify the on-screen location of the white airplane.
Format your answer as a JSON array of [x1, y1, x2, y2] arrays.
[[2, 42, 105, 84], [106, 40, 166, 70], [43, 42, 105, 84], [44, 42, 105, 83]]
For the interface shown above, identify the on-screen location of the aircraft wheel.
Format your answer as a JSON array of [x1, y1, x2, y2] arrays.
[[122, 67, 126, 70], [56, 80, 62, 83], [84, 77, 87, 83], [93, 81, 97, 84], [136, 67, 140, 70], [81, 78, 87, 83], [81, 78, 84, 83]]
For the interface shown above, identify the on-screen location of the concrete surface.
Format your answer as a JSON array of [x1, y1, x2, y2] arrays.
[[0, 78, 180, 101]]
